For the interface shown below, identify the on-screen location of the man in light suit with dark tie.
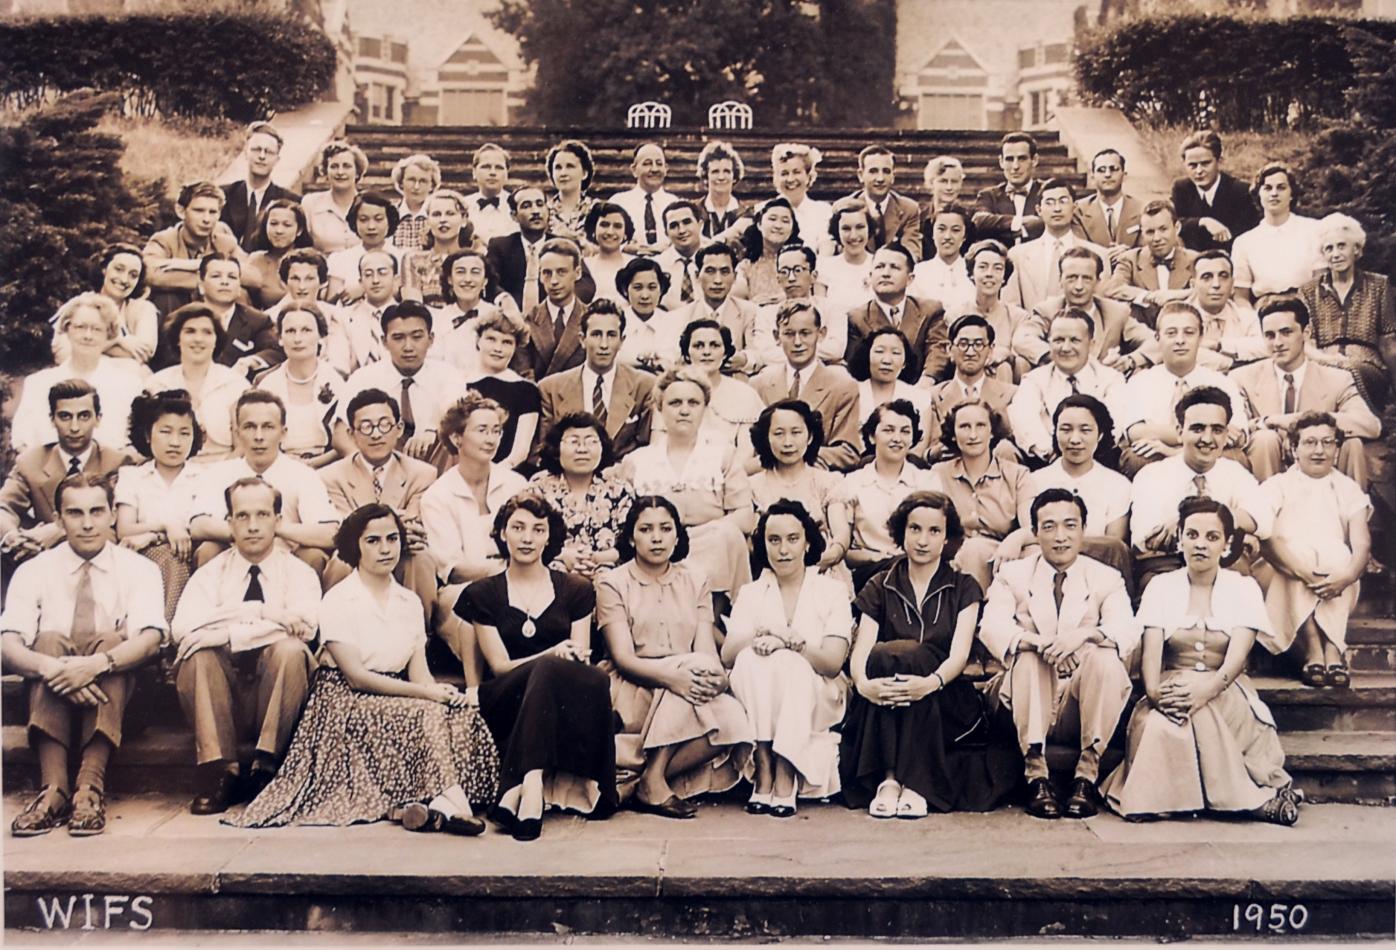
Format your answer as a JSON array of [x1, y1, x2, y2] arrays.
[[980, 488, 1140, 820], [843, 145, 923, 260], [221, 123, 301, 252]]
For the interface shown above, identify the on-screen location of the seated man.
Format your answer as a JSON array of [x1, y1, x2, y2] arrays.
[[845, 144, 923, 258], [156, 252, 280, 378], [1072, 148, 1143, 260], [1101, 200, 1199, 325], [537, 300, 655, 462], [1130, 386, 1272, 592], [1169, 130, 1261, 253], [753, 300, 862, 471], [514, 238, 591, 380], [1116, 302, 1250, 476], [336, 249, 402, 375], [925, 314, 1018, 462], [610, 142, 678, 255], [671, 243, 760, 374], [1007, 309, 1128, 467], [0, 381, 126, 579], [655, 200, 705, 310], [972, 132, 1045, 247], [320, 388, 440, 620], [1232, 294, 1380, 487], [143, 181, 244, 317], [752, 244, 844, 366], [1002, 179, 1108, 312], [845, 243, 948, 381], [173, 476, 319, 814], [1186, 249, 1267, 371], [190, 390, 340, 573], [1, 475, 166, 836], [1011, 247, 1153, 373], [980, 488, 1141, 820], [485, 187, 595, 312]]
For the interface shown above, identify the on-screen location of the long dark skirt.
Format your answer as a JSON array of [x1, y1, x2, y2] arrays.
[[840, 640, 1021, 812], [478, 655, 619, 811], [228, 669, 500, 827]]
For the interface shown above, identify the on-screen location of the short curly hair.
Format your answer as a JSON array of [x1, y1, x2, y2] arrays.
[[750, 399, 824, 470], [861, 398, 922, 453], [128, 389, 205, 460], [164, 303, 229, 363], [440, 391, 508, 444], [335, 503, 407, 568], [938, 400, 1011, 458], [616, 495, 690, 564], [536, 412, 616, 476], [751, 499, 826, 573], [584, 200, 634, 244], [886, 490, 963, 551], [491, 492, 567, 564], [679, 318, 735, 364]]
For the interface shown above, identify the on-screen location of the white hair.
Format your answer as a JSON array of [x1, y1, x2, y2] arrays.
[[1317, 212, 1366, 255]]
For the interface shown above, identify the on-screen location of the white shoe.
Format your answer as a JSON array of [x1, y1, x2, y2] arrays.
[[896, 787, 929, 819], [869, 779, 901, 819]]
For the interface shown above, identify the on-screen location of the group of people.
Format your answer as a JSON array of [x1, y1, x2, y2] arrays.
[[4, 122, 1389, 842]]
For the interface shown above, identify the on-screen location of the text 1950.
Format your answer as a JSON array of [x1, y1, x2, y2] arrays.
[[1233, 902, 1308, 933]]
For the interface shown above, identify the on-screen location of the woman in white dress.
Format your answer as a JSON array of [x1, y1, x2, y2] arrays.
[[616, 258, 683, 374], [817, 202, 874, 320], [255, 303, 349, 468], [723, 499, 853, 817], [653, 318, 765, 470], [1232, 163, 1322, 304], [582, 201, 634, 306], [912, 204, 975, 316], [1259, 412, 1371, 687], [848, 326, 933, 451], [143, 304, 249, 462], [51, 244, 159, 369]]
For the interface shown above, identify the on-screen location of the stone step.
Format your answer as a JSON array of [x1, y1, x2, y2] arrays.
[[1247, 673, 1396, 733]]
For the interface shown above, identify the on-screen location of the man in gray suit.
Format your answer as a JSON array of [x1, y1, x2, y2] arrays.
[[844, 145, 923, 260], [1073, 148, 1142, 263]]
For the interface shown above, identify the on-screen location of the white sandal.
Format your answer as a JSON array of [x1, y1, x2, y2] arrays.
[[896, 787, 929, 819], [870, 779, 901, 819]]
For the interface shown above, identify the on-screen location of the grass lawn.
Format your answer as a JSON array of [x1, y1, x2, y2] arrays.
[[1136, 123, 1312, 184], [96, 112, 242, 203]]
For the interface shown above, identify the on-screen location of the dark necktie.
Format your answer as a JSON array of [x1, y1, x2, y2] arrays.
[[244, 564, 265, 602], [869, 201, 886, 246], [478, 196, 499, 210], [66, 455, 82, 476], [71, 561, 97, 651], [399, 377, 416, 442], [789, 367, 802, 400], [1067, 374, 1080, 395], [680, 258, 694, 303], [643, 194, 657, 245], [1105, 206, 1116, 242], [592, 373, 608, 428], [1192, 474, 1208, 497], [1053, 569, 1067, 616], [1283, 373, 1297, 415], [452, 307, 477, 329], [553, 305, 567, 346]]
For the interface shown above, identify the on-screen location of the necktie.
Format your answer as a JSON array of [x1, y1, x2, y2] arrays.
[[1067, 374, 1079, 395], [680, 259, 694, 303], [789, 367, 802, 400], [592, 373, 608, 428], [643, 194, 657, 245], [1048, 239, 1064, 290], [478, 196, 499, 210], [452, 308, 477, 330], [66, 455, 82, 476], [868, 201, 886, 246], [399, 377, 416, 442], [1192, 474, 1208, 497], [523, 243, 541, 314], [1052, 569, 1067, 616], [371, 464, 385, 500], [553, 305, 568, 347], [888, 304, 900, 327], [245, 188, 259, 243], [1283, 373, 1297, 414], [70, 561, 97, 651], [1172, 376, 1189, 411], [244, 564, 265, 602], [1105, 206, 1116, 242]]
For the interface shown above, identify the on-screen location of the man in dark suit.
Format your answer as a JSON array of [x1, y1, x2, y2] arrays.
[[1169, 130, 1260, 253], [221, 123, 301, 251], [844, 145, 923, 260], [156, 256, 281, 376], [845, 244, 949, 381], [486, 186, 595, 313], [1073, 148, 1143, 263], [536, 300, 655, 463], [973, 132, 1045, 247], [512, 238, 591, 380]]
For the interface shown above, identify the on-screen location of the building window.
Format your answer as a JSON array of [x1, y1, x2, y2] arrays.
[[358, 36, 382, 58], [391, 41, 409, 63], [918, 92, 984, 130]]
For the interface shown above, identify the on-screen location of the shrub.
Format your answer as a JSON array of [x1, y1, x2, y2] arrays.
[[0, 12, 336, 122]]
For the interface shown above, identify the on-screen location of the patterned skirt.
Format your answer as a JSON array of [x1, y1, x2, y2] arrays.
[[228, 669, 500, 828], [140, 542, 192, 623]]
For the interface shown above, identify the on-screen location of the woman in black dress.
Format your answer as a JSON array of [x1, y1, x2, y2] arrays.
[[840, 491, 1020, 817], [455, 493, 618, 840]]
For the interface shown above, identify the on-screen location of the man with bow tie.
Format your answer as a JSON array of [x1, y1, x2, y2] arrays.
[[843, 145, 923, 260], [464, 143, 518, 243], [972, 132, 1046, 247], [1103, 200, 1200, 326], [980, 488, 1141, 820]]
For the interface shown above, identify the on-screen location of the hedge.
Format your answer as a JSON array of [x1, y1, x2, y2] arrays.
[[1074, 15, 1396, 131], [0, 12, 336, 122]]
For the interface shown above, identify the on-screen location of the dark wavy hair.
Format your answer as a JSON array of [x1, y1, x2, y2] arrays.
[[250, 198, 313, 253], [847, 326, 920, 383], [616, 256, 671, 299], [679, 317, 736, 364], [537, 412, 616, 476], [1176, 496, 1245, 567], [164, 303, 229, 364], [1288, 410, 1341, 449], [751, 499, 826, 574], [94, 243, 148, 298], [439, 248, 495, 301], [584, 200, 635, 244], [347, 191, 401, 238], [861, 398, 922, 453], [128, 389, 204, 460], [1029, 487, 1088, 533], [616, 494, 690, 564], [335, 503, 407, 568], [751, 399, 824, 470], [886, 490, 963, 553], [491, 492, 567, 564], [740, 196, 801, 263], [1051, 393, 1116, 463], [938, 399, 1011, 458]]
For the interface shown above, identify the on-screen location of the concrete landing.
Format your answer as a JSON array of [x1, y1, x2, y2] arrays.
[[4, 795, 1393, 940]]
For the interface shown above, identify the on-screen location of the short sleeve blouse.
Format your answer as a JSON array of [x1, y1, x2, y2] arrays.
[[456, 569, 596, 660], [1136, 568, 1273, 641], [854, 558, 983, 655], [595, 561, 713, 658], [319, 571, 427, 674]]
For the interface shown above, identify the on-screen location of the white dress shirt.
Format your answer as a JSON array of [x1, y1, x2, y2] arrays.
[[1025, 461, 1132, 536], [171, 546, 320, 652], [1118, 364, 1249, 435], [1008, 361, 1128, 460], [581, 365, 617, 415], [340, 359, 466, 438], [465, 190, 518, 244], [0, 542, 168, 647], [420, 464, 528, 582], [656, 246, 701, 310], [617, 307, 684, 371], [1129, 455, 1270, 552], [610, 187, 678, 249], [190, 454, 341, 527], [319, 570, 427, 673], [1190, 297, 1267, 365]]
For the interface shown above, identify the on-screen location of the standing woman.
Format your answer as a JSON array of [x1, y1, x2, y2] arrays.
[[52, 244, 160, 369], [389, 153, 441, 252], [304, 140, 369, 255], [665, 319, 766, 468], [597, 496, 754, 816], [255, 303, 350, 469], [961, 240, 1026, 382], [233, 504, 499, 831], [117, 390, 205, 620], [583, 201, 635, 306], [326, 192, 402, 304], [770, 143, 832, 256], [1100, 498, 1300, 825], [733, 198, 800, 306], [919, 156, 966, 259], [455, 494, 618, 841], [841, 491, 1020, 817], [545, 140, 597, 246], [723, 500, 852, 817], [818, 202, 876, 320], [621, 368, 756, 607], [242, 200, 314, 310], [402, 190, 482, 306], [144, 304, 249, 461], [848, 327, 933, 443], [696, 141, 748, 241], [465, 311, 540, 471]]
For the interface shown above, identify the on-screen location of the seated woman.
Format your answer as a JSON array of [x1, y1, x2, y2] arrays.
[[545, 139, 598, 246], [144, 304, 250, 462], [465, 311, 540, 471], [233, 504, 499, 832], [841, 491, 1020, 817], [841, 399, 943, 591], [401, 190, 482, 306], [528, 412, 634, 580], [723, 500, 852, 817], [116, 390, 205, 620], [597, 496, 754, 817], [616, 257, 684, 374], [930, 400, 1031, 591], [1100, 498, 1300, 825], [957, 240, 1026, 382], [621, 368, 756, 609], [326, 192, 402, 304], [455, 494, 618, 841], [254, 303, 350, 469], [748, 399, 852, 592], [582, 201, 635, 306], [849, 327, 933, 447], [817, 202, 875, 321], [431, 249, 501, 377], [303, 140, 367, 255], [51, 244, 159, 369], [1259, 412, 1372, 688], [732, 198, 800, 306], [654, 319, 765, 469], [242, 200, 314, 311]]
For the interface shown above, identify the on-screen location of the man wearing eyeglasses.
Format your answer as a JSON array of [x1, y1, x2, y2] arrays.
[[320, 388, 441, 619], [1003, 180, 1108, 313], [1073, 149, 1142, 265], [751, 244, 843, 366], [221, 123, 301, 251], [926, 315, 1019, 462], [1231, 294, 1379, 487]]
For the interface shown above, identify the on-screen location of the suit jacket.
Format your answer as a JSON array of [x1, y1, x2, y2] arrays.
[[0, 443, 126, 536], [1012, 294, 1153, 367], [1106, 246, 1199, 295], [752, 362, 862, 471], [926, 376, 1018, 452], [485, 233, 597, 311], [979, 552, 1141, 665], [972, 180, 1045, 247], [1002, 235, 1110, 311], [221, 180, 302, 250], [319, 451, 438, 520], [844, 295, 949, 381], [1073, 194, 1144, 249], [158, 303, 282, 372], [1170, 173, 1260, 253], [845, 189, 924, 261], [514, 298, 587, 380], [1230, 359, 1381, 439], [536, 363, 656, 461]]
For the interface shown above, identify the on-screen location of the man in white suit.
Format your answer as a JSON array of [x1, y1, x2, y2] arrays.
[[1003, 179, 1108, 313], [980, 488, 1141, 820]]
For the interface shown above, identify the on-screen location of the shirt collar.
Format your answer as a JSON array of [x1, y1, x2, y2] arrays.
[[58, 445, 94, 472], [353, 451, 398, 476], [1199, 178, 1221, 203], [1274, 360, 1307, 390], [60, 541, 113, 574], [582, 364, 615, 388]]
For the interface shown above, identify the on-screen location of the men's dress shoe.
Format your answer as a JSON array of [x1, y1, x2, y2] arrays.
[[1025, 778, 1061, 820], [190, 771, 237, 815], [511, 817, 543, 842], [402, 803, 486, 836], [241, 768, 276, 805], [11, 785, 71, 837], [1065, 778, 1101, 819], [631, 795, 698, 819]]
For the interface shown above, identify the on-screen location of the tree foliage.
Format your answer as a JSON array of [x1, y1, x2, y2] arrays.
[[487, 0, 894, 127]]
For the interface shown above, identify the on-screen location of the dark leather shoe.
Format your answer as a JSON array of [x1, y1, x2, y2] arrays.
[[241, 768, 276, 805], [190, 771, 237, 815], [511, 817, 542, 841], [11, 785, 71, 837], [1025, 778, 1061, 820], [1064, 778, 1101, 819], [486, 805, 517, 833], [632, 794, 698, 819]]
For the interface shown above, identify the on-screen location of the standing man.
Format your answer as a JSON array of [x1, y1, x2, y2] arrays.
[[610, 143, 677, 256], [464, 143, 518, 244], [844, 244, 949, 381], [221, 122, 301, 251], [845, 145, 923, 259], [655, 201, 705, 310], [1073, 148, 1142, 262], [1170, 130, 1261, 253], [1003, 180, 1108, 312], [973, 132, 1045, 247]]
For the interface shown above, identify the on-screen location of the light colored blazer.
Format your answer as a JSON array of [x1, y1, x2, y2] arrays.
[[1073, 194, 1144, 249], [536, 363, 656, 459], [752, 362, 862, 471], [1002, 235, 1109, 312], [1230, 359, 1381, 439], [0, 443, 127, 537], [1012, 294, 1153, 367], [320, 451, 438, 520]]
